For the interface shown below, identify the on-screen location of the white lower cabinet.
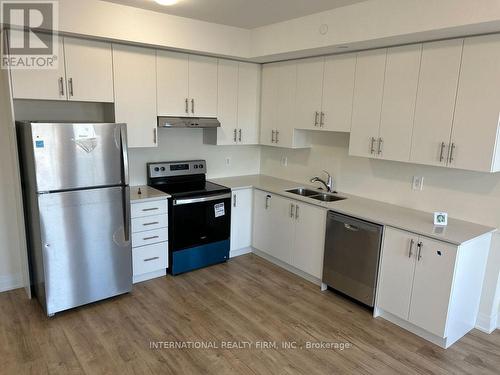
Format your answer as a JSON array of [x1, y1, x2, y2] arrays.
[[130, 198, 169, 283], [252, 190, 327, 279], [376, 226, 491, 348], [230, 188, 253, 256]]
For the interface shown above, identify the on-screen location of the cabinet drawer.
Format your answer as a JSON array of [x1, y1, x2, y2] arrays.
[[133, 242, 168, 276], [131, 199, 167, 218], [132, 214, 168, 233], [132, 227, 168, 247]]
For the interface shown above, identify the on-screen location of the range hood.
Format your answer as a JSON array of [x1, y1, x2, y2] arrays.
[[157, 116, 220, 128]]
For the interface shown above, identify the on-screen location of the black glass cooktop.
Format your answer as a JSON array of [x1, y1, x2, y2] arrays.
[[149, 180, 230, 199]]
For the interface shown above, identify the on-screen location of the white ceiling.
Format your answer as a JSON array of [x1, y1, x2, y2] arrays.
[[103, 0, 369, 29]]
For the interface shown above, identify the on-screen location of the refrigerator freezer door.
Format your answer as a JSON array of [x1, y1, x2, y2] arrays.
[[30, 123, 128, 192], [38, 186, 132, 315]]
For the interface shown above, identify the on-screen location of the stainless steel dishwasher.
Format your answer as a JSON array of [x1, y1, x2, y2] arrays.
[[322, 212, 383, 307]]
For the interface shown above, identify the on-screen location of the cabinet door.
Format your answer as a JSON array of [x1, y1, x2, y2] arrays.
[[291, 203, 326, 278], [260, 64, 278, 146], [294, 57, 324, 130], [237, 62, 261, 145], [230, 188, 253, 252], [268, 194, 295, 264], [217, 59, 239, 145], [188, 55, 218, 117], [450, 34, 500, 172], [10, 35, 67, 100], [113, 44, 157, 148], [410, 39, 463, 167], [64, 37, 114, 102], [376, 227, 418, 320], [321, 54, 356, 132], [275, 60, 298, 147], [378, 44, 422, 162], [409, 238, 457, 337], [252, 190, 274, 252], [349, 49, 387, 158], [157, 50, 189, 116]]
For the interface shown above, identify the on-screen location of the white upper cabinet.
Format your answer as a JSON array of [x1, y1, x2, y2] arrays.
[[410, 39, 463, 167], [113, 44, 158, 148], [188, 54, 218, 117], [10, 35, 67, 101], [206, 60, 260, 145], [10, 35, 113, 102], [237, 62, 261, 144], [157, 52, 217, 117], [450, 34, 500, 172], [378, 44, 422, 162], [321, 54, 356, 132], [216, 59, 239, 145], [349, 49, 387, 158], [260, 63, 278, 146], [295, 57, 325, 130], [63, 37, 114, 102], [156, 51, 189, 116]]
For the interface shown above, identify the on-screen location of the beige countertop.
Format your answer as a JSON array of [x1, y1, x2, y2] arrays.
[[210, 175, 496, 246], [130, 185, 170, 203]]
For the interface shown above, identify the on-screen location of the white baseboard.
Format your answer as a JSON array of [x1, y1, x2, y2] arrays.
[[133, 269, 166, 284], [229, 247, 252, 258], [0, 273, 23, 293], [476, 312, 499, 334]]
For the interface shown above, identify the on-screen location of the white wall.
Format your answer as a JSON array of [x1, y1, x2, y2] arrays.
[[0, 62, 26, 293], [128, 128, 261, 186], [260, 131, 500, 330]]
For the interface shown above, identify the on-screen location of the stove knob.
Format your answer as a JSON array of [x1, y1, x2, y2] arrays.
[[194, 165, 198, 169], [160, 167, 166, 171], [199, 164, 204, 169], [154, 167, 160, 172]]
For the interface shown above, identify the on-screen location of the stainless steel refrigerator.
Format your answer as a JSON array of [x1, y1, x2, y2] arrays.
[[16, 122, 132, 316]]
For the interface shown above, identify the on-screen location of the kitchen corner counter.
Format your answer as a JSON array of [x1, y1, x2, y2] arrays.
[[130, 185, 170, 203], [210, 175, 496, 246]]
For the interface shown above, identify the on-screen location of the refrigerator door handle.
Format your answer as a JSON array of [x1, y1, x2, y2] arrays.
[[120, 124, 129, 185], [122, 186, 131, 242]]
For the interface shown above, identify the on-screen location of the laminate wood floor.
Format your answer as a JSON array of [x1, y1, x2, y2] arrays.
[[1, 254, 499, 375]]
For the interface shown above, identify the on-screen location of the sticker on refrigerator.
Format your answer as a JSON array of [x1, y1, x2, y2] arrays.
[[214, 202, 225, 218], [72, 125, 98, 153], [35, 140, 44, 148]]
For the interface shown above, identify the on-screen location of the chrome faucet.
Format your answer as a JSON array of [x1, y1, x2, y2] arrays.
[[310, 170, 334, 193]]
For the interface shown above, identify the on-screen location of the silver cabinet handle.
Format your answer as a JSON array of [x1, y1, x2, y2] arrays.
[[142, 221, 159, 226], [271, 130, 275, 143], [142, 207, 159, 212], [144, 256, 159, 262], [439, 142, 446, 162], [238, 129, 242, 142], [143, 236, 159, 241], [408, 239, 415, 258], [58, 77, 65, 96], [320, 112, 325, 127], [448, 142, 456, 164], [295, 204, 299, 219], [185, 98, 189, 113], [290, 203, 295, 218], [233, 129, 237, 143], [265, 195, 271, 209], [314, 111, 319, 127], [68, 78, 74, 97], [370, 137, 376, 154], [191, 98, 195, 113], [417, 241, 423, 261], [275, 130, 279, 143], [378, 137, 383, 155], [233, 194, 237, 208]]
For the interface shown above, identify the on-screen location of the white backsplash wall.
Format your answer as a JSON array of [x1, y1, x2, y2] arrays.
[[260, 130, 500, 328], [128, 128, 261, 186]]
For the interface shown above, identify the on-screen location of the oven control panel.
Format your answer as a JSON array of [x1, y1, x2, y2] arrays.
[[148, 160, 207, 178]]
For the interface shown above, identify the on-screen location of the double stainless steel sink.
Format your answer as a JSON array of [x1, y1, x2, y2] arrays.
[[286, 188, 346, 202]]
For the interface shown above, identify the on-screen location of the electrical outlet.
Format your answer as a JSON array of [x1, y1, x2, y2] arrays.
[[412, 176, 424, 191], [280, 156, 288, 167], [225, 157, 231, 167]]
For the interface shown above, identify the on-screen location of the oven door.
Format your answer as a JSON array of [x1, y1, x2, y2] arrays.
[[171, 192, 231, 251]]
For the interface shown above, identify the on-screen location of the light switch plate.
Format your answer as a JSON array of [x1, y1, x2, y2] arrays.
[[225, 157, 231, 167], [412, 176, 424, 191], [280, 156, 288, 167]]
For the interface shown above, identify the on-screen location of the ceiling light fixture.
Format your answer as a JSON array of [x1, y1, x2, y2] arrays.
[[155, 0, 178, 6]]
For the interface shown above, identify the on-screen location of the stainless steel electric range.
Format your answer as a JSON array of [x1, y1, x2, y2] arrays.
[[147, 160, 231, 275]]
